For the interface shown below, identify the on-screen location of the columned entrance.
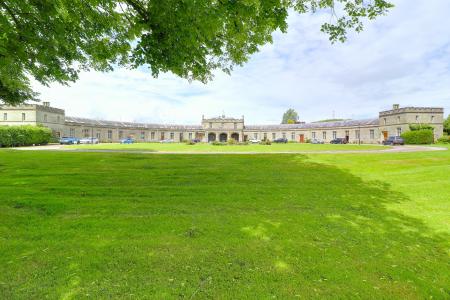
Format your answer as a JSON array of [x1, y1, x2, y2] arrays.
[[219, 133, 228, 142], [208, 132, 216, 142], [231, 133, 239, 141]]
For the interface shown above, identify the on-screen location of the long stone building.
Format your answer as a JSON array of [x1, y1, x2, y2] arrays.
[[0, 102, 445, 144]]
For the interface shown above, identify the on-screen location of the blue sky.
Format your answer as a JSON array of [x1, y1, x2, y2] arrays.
[[33, 0, 450, 125]]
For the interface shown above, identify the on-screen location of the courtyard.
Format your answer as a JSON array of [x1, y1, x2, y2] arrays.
[[0, 147, 449, 298]]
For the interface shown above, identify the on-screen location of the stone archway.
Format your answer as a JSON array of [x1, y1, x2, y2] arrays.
[[219, 133, 228, 142], [208, 133, 216, 142], [231, 133, 239, 141]]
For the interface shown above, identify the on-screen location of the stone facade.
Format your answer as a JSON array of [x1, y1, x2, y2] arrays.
[[0, 103, 445, 144]]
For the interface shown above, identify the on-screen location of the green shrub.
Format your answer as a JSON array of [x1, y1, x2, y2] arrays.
[[305, 138, 311, 143], [401, 129, 434, 144], [0, 125, 52, 147], [227, 138, 237, 145], [436, 136, 450, 144], [212, 141, 225, 146], [185, 140, 195, 145], [260, 140, 271, 145], [409, 124, 434, 131]]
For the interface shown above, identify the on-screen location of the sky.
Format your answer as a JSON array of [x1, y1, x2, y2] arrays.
[[32, 0, 450, 125]]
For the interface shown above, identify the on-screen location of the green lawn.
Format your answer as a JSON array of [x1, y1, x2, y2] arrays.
[[66, 142, 389, 152], [0, 148, 449, 299]]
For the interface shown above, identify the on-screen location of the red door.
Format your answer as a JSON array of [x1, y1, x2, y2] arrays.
[[299, 134, 304, 143]]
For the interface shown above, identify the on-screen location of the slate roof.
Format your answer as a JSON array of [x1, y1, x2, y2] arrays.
[[65, 116, 202, 130], [245, 118, 379, 130]]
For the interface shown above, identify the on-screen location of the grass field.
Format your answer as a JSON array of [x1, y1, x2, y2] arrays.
[[67, 142, 389, 152], [0, 147, 449, 299]]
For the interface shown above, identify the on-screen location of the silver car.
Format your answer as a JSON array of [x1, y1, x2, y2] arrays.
[[79, 137, 99, 144], [310, 139, 324, 144]]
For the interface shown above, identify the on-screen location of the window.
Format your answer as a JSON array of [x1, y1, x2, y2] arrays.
[[384, 118, 387, 125], [272, 133, 276, 140], [291, 132, 295, 140], [57, 116, 60, 123], [355, 130, 360, 139], [209, 122, 212, 128], [151, 132, 155, 140], [397, 116, 401, 123], [70, 128, 75, 137], [345, 130, 350, 137], [221, 122, 224, 128], [370, 129, 375, 139], [312, 132, 316, 139], [22, 113, 26, 121], [332, 131, 337, 139], [263, 133, 267, 140], [44, 114, 47, 122], [108, 130, 112, 139], [431, 116, 435, 122], [83, 129, 90, 137], [415, 115, 419, 122], [96, 132, 101, 139], [55, 132, 61, 138], [180, 132, 183, 141], [254, 133, 258, 139], [282, 132, 286, 139], [322, 131, 326, 140], [189, 132, 193, 140], [397, 127, 402, 136], [3, 113, 7, 121], [234, 123, 237, 129], [170, 132, 174, 139], [119, 131, 123, 139], [161, 132, 165, 140], [141, 131, 145, 140]]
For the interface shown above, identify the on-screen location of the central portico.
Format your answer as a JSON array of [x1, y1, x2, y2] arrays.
[[201, 114, 245, 142]]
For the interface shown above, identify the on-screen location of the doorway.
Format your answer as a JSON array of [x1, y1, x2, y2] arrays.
[[299, 134, 304, 143], [382, 131, 388, 140], [219, 133, 228, 142]]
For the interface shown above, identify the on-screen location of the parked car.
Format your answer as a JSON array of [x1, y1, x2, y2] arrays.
[[310, 138, 324, 144], [382, 136, 405, 145], [330, 138, 348, 144], [160, 139, 174, 143], [59, 137, 80, 145], [248, 138, 261, 144], [120, 138, 135, 144], [273, 138, 288, 143], [79, 137, 99, 144]]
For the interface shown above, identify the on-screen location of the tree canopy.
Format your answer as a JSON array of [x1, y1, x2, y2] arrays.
[[0, 0, 393, 105], [282, 108, 299, 124], [444, 115, 450, 134]]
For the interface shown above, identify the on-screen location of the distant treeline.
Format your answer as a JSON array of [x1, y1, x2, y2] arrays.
[[0, 125, 52, 147]]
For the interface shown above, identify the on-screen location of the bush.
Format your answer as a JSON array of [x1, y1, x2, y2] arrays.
[[0, 125, 52, 147], [436, 136, 450, 144], [401, 129, 434, 144], [409, 124, 434, 131], [227, 138, 237, 145], [305, 138, 311, 143], [211, 140, 225, 146], [260, 139, 271, 145], [185, 140, 195, 145]]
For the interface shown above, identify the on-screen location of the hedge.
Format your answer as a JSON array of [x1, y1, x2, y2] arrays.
[[401, 129, 434, 144], [437, 135, 450, 144], [0, 125, 53, 147]]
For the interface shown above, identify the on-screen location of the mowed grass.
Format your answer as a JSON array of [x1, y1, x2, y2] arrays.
[[0, 148, 449, 299], [67, 142, 389, 152]]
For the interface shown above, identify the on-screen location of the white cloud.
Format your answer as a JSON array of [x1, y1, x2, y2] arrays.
[[33, 0, 450, 124]]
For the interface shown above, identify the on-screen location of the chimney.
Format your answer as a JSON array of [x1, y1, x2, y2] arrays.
[[43, 102, 50, 107], [393, 104, 399, 110]]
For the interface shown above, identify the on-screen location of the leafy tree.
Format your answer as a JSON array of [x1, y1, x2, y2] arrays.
[[444, 115, 450, 135], [282, 108, 299, 124], [0, 0, 394, 105]]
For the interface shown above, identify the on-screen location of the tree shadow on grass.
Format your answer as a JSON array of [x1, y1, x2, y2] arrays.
[[0, 153, 449, 299]]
